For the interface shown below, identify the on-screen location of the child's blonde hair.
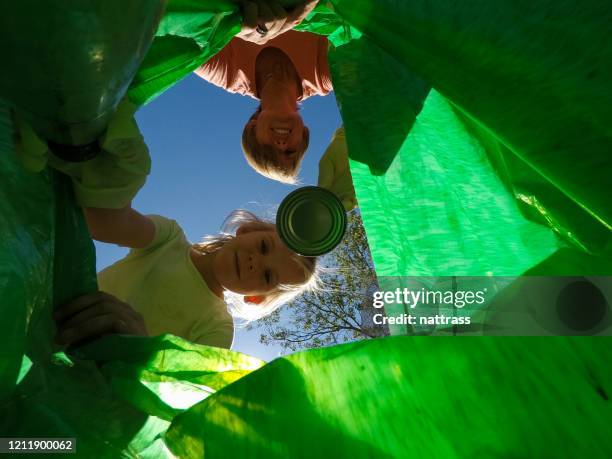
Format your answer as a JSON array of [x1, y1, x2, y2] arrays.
[[192, 210, 320, 323]]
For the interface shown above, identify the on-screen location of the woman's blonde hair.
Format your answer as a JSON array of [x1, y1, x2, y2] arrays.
[[241, 106, 310, 184], [192, 210, 320, 324]]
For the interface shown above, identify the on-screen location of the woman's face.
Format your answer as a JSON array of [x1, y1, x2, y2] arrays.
[[254, 110, 304, 167], [213, 229, 308, 296]]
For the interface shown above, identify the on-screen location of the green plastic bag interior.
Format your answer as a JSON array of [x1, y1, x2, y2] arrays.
[[327, 0, 611, 277], [0, 0, 165, 147], [2, 1, 612, 457], [127, 0, 241, 106]]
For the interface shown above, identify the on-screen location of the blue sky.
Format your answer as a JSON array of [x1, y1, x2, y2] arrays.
[[94, 72, 343, 361]]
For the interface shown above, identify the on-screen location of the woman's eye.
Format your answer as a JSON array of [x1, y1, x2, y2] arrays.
[[260, 240, 267, 255], [264, 270, 271, 285]]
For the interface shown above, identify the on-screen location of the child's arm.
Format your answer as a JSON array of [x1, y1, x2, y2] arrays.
[[83, 206, 155, 249]]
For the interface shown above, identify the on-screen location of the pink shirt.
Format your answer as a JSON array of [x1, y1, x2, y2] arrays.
[[195, 30, 332, 100]]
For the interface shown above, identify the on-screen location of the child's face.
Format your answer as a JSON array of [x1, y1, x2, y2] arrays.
[[213, 230, 308, 296]]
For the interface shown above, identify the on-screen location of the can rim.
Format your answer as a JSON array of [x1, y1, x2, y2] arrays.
[[276, 186, 347, 257]]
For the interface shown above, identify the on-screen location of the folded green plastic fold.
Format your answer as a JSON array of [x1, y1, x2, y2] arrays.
[[127, 0, 241, 106], [329, 0, 611, 275], [164, 336, 612, 458]]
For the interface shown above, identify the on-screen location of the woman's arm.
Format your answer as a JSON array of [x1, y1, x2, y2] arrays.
[[83, 205, 155, 249]]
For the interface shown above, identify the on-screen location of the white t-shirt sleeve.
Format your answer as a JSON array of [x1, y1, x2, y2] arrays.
[[124, 215, 184, 259]]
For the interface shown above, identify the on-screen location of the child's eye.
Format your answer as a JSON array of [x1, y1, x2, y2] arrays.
[[260, 239, 267, 255], [264, 270, 271, 286]]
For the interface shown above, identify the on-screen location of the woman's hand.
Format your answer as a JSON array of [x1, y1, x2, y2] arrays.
[[54, 291, 148, 346], [237, 0, 319, 44]]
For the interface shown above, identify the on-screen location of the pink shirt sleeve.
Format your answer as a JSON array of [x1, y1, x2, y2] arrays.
[[194, 39, 236, 91], [195, 37, 260, 98], [195, 31, 332, 100]]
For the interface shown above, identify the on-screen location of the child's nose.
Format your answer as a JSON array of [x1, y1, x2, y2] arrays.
[[247, 253, 260, 273]]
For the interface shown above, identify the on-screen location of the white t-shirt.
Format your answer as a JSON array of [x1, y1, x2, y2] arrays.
[[98, 215, 234, 349]]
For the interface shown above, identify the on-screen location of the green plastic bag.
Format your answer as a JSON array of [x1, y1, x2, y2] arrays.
[[329, 0, 611, 276], [0, 102, 147, 457], [3, 2, 612, 457], [332, 85, 560, 276], [165, 336, 612, 458], [127, 0, 242, 106], [0, 101, 94, 402]]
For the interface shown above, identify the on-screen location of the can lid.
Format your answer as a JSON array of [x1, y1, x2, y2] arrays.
[[276, 186, 347, 256]]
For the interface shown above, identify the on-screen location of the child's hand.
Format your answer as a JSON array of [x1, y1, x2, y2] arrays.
[[237, 0, 318, 44], [54, 291, 148, 347], [317, 127, 358, 212]]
